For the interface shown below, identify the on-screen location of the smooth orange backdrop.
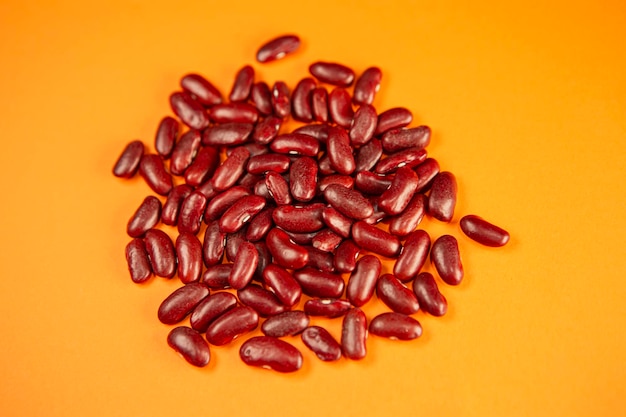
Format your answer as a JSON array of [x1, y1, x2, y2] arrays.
[[1, 1, 625, 416]]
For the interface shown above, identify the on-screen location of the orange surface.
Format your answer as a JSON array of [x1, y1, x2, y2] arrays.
[[1, 0, 625, 416]]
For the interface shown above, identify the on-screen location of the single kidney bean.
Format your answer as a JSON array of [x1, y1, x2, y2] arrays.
[[378, 166, 419, 215], [139, 154, 173, 196], [346, 255, 382, 307], [256, 34, 301, 63], [312, 229, 343, 252], [374, 147, 428, 175], [350, 104, 378, 147], [431, 235, 464, 285], [205, 306, 259, 346], [322, 206, 353, 238], [127, 196, 161, 238], [413, 272, 447, 316], [301, 326, 342, 362], [209, 102, 259, 124], [354, 171, 392, 195], [261, 311, 309, 337], [271, 81, 291, 118], [266, 228, 309, 270], [178, 191, 207, 235], [293, 267, 344, 299], [161, 184, 193, 226], [311, 87, 329, 122], [351, 221, 401, 258], [328, 88, 354, 128], [460, 215, 510, 247], [381, 126, 431, 153], [369, 313, 422, 340], [309, 62, 355, 87], [205, 186, 251, 222], [176, 232, 203, 284], [334, 239, 360, 273], [355, 138, 383, 172], [270, 133, 320, 157], [262, 264, 302, 307], [353, 66, 382, 105], [202, 122, 254, 146], [272, 204, 325, 233], [305, 246, 336, 273], [180, 73, 222, 106], [245, 207, 274, 241], [184, 146, 219, 187], [291, 77, 316, 122], [229, 65, 254, 102], [375, 107, 413, 136], [252, 116, 282, 145], [225, 228, 247, 263], [113, 140, 144, 178], [264, 171, 292, 205], [327, 126, 356, 174], [318, 174, 354, 193], [304, 299, 351, 318], [237, 283, 285, 317], [394, 230, 430, 282], [211, 146, 250, 191], [323, 184, 373, 220], [414, 158, 440, 192], [125, 238, 152, 283], [253, 241, 272, 281], [240, 336, 303, 373], [284, 230, 319, 245], [388, 192, 426, 237], [169, 91, 209, 130], [251, 82, 273, 115], [427, 172, 457, 222], [190, 292, 238, 332], [293, 123, 330, 142], [167, 326, 211, 367], [196, 180, 217, 200], [341, 308, 367, 360], [154, 117, 179, 159], [170, 130, 201, 176], [158, 282, 210, 325], [317, 154, 335, 175], [229, 241, 259, 290], [202, 221, 225, 267], [219, 195, 266, 234], [144, 229, 176, 278], [201, 264, 232, 289], [376, 274, 419, 314], [289, 157, 318, 202]]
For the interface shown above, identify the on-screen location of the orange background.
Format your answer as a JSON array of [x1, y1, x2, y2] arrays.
[[1, 0, 625, 416]]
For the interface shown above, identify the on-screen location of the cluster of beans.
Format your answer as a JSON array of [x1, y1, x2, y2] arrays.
[[114, 35, 510, 372]]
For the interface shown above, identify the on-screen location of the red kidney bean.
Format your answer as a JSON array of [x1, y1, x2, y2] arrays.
[[113, 140, 144, 178], [262, 264, 302, 307], [363, 198, 388, 225], [161, 184, 193, 226], [170, 130, 201, 176], [374, 147, 428, 175], [309, 62, 355, 87], [196, 180, 217, 200], [353, 66, 382, 106], [184, 146, 219, 186], [349, 104, 378, 147], [167, 326, 211, 367], [311, 229, 342, 252], [318, 174, 354, 193], [202, 221, 225, 267], [264, 171, 292, 205], [304, 299, 351, 318], [209, 102, 259, 124], [341, 308, 367, 360], [270, 133, 319, 157], [293, 267, 344, 299], [369, 313, 422, 340], [250, 82, 273, 115], [253, 241, 271, 281], [346, 255, 381, 307], [180, 73, 222, 107], [354, 171, 392, 195], [169, 91, 209, 130], [261, 311, 309, 337], [252, 115, 282, 145], [376, 274, 419, 314], [245, 207, 274, 241], [266, 228, 309, 270], [225, 229, 247, 263], [206, 306, 259, 346], [301, 326, 342, 361], [201, 264, 232, 289], [144, 229, 176, 278], [334, 239, 360, 273], [158, 282, 210, 325], [355, 138, 383, 172], [237, 283, 285, 317], [293, 123, 329, 142], [328, 88, 354, 128], [431, 235, 464, 285], [256, 34, 301, 63], [139, 154, 173, 196], [378, 166, 419, 215], [414, 158, 440, 192], [305, 246, 336, 273], [202, 122, 254, 146], [351, 221, 401, 258], [271, 81, 291, 118], [211, 146, 250, 191], [291, 78, 316, 122], [381, 126, 431, 153], [154, 117, 179, 159], [205, 186, 251, 222], [388, 192, 426, 237], [460, 215, 510, 247], [427, 172, 457, 222], [127, 196, 161, 238], [323, 184, 373, 220], [176, 232, 203, 284], [311, 87, 329, 122], [322, 206, 353, 238], [317, 153, 335, 175], [228, 241, 258, 290], [229, 65, 254, 102], [272, 204, 325, 233], [240, 336, 303, 372], [327, 126, 355, 174], [253, 179, 270, 199], [413, 272, 448, 316], [190, 292, 238, 332], [219, 195, 266, 234], [289, 157, 318, 202], [375, 107, 413, 136], [178, 191, 207, 235], [125, 238, 152, 283], [394, 230, 430, 282]]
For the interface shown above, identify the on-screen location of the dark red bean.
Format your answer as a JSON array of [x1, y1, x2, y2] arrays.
[[305, 246, 336, 273], [266, 228, 309, 270], [219, 195, 266, 234], [190, 292, 238, 332], [271, 81, 291, 118], [125, 238, 152, 283], [262, 264, 302, 307], [245, 207, 274, 241], [127, 196, 161, 238], [169, 91, 209, 130], [237, 283, 285, 317], [309, 62, 355, 87], [229, 65, 255, 102], [178, 191, 207, 235], [317, 154, 335, 175], [376, 274, 419, 314], [184, 146, 219, 187], [301, 326, 342, 361], [341, 308, 367, 360], [205, 186, 251, 222], [229, 241, 259, 289], [144, 229, 176, 278], [378, 166, 419, 215], [427, 172, 457, 222], [180, 73, 222, 107], [240, 336, 303, 372], [394, 230, 430, 282], [154, 117, 179, 159], [349, 104, 378, 147], [139, 154, 173, 196], [413, 272, 448, 316], [291, 78, 316, 122], [209, 102, 259, 124], [272, 204, 325, 233], [211, 146, 250, 191], [253, 241, 271, 281], [346, 255, 381, 307], [388, 193, 426, 237], [334, 239, 360, 273], [256, 34, 301, 63], [322, 206, 353, 238], [460, 215, 510, 247], [281, 230, 320, 246], [261, 311, 309, 337], [201, 264, 232, 289], [225, 228, 247, 263], [375, 147, 428, 175], [293, 267, 344, 298], [250, 82, 273, 115], [375, 107, 413, 136], [293, 123, 330, 142], [328, 88, 354, 128], [369, 313, 422, 340], [158, 282, 210, 324], [352, 221, 401, 258], [264, 171, 292, 205], [252, 116, 282, 145], [161, 184, 193, 226], [205, 306, 259, 346], [247, 154, 290, 175], [363, 199, 388, 225], [355, 138, 383, 172], [202, 122, 254, 146], [304, 299, 351, 318], [327, 126, 355, 174], [202, 221, 225, 267], [289, 157, 318, 202], [167, 326, 210, 367], [311, 87, 329, 122], [354, 171, 392, 195], [196, 180, 217, 200], [414, 158, 440, 192], [431, 235, 464, 285], [323, 184, 373, 220], [353, 67, 382, 106], [113, 140, 144, 178], [318, 174, 354, 193], [170, 130, 202, 176], [311, 229, 343, 252], [176, 232, 203, 284], [270, 133, 319, 157], [381, 125, 431, 153]]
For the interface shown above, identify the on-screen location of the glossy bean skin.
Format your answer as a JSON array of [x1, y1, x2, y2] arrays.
[[427, 172, 457, 222], [293, 267, 344, 299], [180, 73, 222, 106], [271, 81, 291, 118], [322, 207, 353, 238], [311, 229, 342, 252], [328, 88, 354, 128], [305, 246, 336, 273], [346, 255, 381, 307], [261, 311, 309, 337], [256, 34, 301, 63], [229, 242, 259, 290], [266, 228, 309, 270], [374, 147, 428, 175], [318, 174, 354, 193], [154, 117, 179, 159], [139, 154, 173, 196], [190, 292, 238, 332], [270, 133, 319, 157], [341, 308, 367, 360], [202, 221, 225, 267], [201, 264, 232, 289], [161, 184, 193, 226], [158, 282, 210, 324], [205, 306, 259, 346], [205, 186, 251, 222], [388, 193, 426, 237], [219, 195, 266, 234], [378, 166, 419, 215], [413, 272, 448, 316], [301, 326, 342, 362], [414, 158, 440, 192], [293, 123, 330, 142], [225, 228, 247, 263], [202, 122, 254, 146], [309, 62, 355, 87], [210, 102, 259, 124], [167, 326, 211, 367], [460, 215, 510, 247], [334, 239, 360, 273], [265, 171, 292, 205], [323, 184, 373, 220], [240, 336, 303, 373], [304, 298, 351, 318], [369, 313, 422, 340], [144, 229, 176, 278], [237, 284, 285, 317], [176, 232, 203, 284], [290, 157, 318, 202], [184, 146, 220, 187], [355, 138, 383, 172], [431, 235, 464, 285], [262, 264, 302, 307], [394, 230, 431, 282], [350, 104, 378, 147], [252, 116, 282, 145], [245, 207, 274, 241], [354, 171, 392, 196], [311, 87, 329, 122], [247, 154, 290, 175], [381, 125, 431, 153], [317, 154, 335, 175], [376, 274, 419, 314], [251, 82, 273, 115], [211, 146, 250, 191], [253, 241, 272, 281], [113, 140, 144, 178], [127, 196, 161, 238], [229, 65, 254, 102], [170, 130, 201, 175], [375, 107, 413, 136], [327, 126, 356, 174], [178, 191, 207, 235], [125, 238, 152, 283], [169, 92, 209, 130], [351, 221, 401, 258], [291, 77, 316, 122], [353, 67, 382, 105], [272, 204, 325, 233]]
